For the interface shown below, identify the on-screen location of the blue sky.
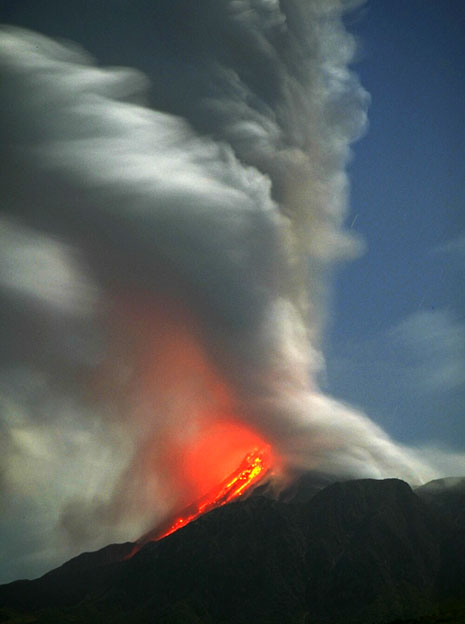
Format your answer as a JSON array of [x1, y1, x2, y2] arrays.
[[326, 0, 465, 451]]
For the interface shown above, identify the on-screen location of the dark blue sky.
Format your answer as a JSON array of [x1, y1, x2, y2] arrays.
[[326, 0, 465, 451]]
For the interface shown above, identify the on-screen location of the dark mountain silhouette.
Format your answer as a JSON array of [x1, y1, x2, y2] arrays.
[[415, 477, 465, 527], [1, 478, 464, 623]]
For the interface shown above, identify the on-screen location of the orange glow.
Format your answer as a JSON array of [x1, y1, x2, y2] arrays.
[[182, 421, 270, 497], [103, 293, 278, 554], [153, 444, 272, 541]]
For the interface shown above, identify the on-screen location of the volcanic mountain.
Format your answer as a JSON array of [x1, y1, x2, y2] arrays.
[[1, 477, 464, 624]]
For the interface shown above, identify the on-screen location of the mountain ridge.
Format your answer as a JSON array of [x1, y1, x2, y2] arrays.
[[1, 477, 464, 623]]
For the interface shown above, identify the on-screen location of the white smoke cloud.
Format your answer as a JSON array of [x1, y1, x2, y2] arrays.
[[0, 1, 462, 583]]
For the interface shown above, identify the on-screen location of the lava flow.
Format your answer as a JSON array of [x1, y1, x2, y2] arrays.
[[141, 444, 272, 544]]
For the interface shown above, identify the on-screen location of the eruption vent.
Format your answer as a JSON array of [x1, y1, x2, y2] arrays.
[[147, 445, 272, 543], [104, 294, 280, 536]]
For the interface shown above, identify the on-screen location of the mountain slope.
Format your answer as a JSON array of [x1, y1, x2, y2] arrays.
[[1, 478, 464, 624]]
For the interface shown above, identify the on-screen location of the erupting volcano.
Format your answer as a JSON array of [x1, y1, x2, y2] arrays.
[[5, 0, 459, 588]]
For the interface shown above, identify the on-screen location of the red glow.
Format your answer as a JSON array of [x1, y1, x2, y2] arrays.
[[149, 444, 272, 542], [182, 421, 270, 497], [103, 293, 279, 554]]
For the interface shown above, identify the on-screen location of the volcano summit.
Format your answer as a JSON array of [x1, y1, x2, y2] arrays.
[[1, 477, 464, 623]]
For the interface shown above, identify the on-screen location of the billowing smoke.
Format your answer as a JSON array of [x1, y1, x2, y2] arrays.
[[0, 1, 461, 582]]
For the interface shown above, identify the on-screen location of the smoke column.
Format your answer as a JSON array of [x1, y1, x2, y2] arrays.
[[0, 1, 461, 582]]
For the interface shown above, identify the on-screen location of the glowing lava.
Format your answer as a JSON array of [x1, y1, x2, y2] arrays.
[[106, 294, 278, 554], [143, 444, 272, 543]]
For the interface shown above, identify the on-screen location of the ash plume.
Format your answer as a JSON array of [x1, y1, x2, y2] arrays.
[[0, 1, 462, 582]]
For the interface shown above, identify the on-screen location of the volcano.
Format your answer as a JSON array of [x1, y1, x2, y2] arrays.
[[1, 477, 464, 624]]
